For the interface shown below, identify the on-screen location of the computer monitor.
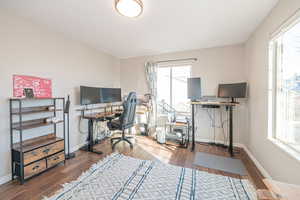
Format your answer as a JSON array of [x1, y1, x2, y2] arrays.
[[218, 82, 247, 102], [80, 86, 122, 105], [80, 86, 101, 105], [100, 88, 122, 103], [187, 77, 201, 101]]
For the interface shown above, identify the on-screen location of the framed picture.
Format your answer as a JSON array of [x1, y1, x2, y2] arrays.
[[13, 75, 52, 98]]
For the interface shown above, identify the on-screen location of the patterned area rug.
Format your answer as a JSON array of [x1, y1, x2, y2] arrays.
[[45, 153, 257, 200]]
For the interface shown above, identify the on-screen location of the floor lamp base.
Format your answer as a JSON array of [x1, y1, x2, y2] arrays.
[[66, 152, 76, 160]]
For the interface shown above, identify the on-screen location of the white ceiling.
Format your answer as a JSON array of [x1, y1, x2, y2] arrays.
[[1, 0, 278, 58]]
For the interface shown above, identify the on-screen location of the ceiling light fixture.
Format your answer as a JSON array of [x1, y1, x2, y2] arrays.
[[115, 0, 143, 18]]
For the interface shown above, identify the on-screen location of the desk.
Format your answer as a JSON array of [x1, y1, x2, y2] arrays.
[[257, 179, 300, 200], [191, 101, 238, 156], [81, 111, 121, 154]]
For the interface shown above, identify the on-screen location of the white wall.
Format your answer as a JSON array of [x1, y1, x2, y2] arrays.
[[120, 44, 248, 145], [0, 9, 120, 180], [245, 0, 300, 184]]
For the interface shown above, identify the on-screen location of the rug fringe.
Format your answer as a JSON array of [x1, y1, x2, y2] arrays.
[[43, 152, 121, 200]]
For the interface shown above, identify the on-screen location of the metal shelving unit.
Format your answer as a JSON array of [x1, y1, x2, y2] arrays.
[[9, 97, 65, 184]]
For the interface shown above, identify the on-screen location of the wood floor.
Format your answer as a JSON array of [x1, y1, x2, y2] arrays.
[[0, 136, 265, 200]]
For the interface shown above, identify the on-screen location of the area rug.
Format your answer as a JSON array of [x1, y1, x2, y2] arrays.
[[45, 153, 257, 200]]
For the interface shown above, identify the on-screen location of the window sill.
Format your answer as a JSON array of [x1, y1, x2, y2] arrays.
[[268, 137, 300, 163]]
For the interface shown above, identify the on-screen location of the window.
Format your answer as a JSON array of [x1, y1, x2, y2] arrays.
[[269, 15, 300, 155], [157, 65, 191, 113]]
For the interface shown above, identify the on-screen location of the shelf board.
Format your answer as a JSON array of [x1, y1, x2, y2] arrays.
[[12, 118, 63, 130], [13, 134, 64, 152], [11, 105, 63, 115], [76, 104, 122, 111], [10, 97, 64, 101]]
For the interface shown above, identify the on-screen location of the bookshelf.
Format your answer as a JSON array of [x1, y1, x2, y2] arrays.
[[9, 97, 65, 184]]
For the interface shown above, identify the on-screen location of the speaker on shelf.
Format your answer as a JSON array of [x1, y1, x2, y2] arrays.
[[65, 95, 75, 159], [64, 95, 70, 114]]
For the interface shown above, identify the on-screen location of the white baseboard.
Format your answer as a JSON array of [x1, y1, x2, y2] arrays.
[[239, 144, 272, 179], [70, 142, 86, 153], [195, 138, 242, 147], [0, 173, 11, 185]]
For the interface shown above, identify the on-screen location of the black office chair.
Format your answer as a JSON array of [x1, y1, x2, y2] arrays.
[[108, 92, 137, 149]]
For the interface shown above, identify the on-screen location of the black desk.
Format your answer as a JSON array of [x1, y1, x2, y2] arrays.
[[80, 112, 121, 154], [191, 101, 238, 156]]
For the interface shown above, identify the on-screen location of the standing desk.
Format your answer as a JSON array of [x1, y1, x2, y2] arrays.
[[191, 101, 238, 156]]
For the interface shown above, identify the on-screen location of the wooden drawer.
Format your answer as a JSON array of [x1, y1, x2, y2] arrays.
[[24, 159, 46, 178], [24, 148, 44, 165], [23, 141, 64, 165], [41, 140, 64, 157], [47, 152, 65, 168]]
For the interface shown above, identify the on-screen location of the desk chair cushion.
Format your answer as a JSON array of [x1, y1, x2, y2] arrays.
[[108, 119, 121, 130]]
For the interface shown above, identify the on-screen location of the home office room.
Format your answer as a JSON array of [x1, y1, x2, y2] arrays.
[[0, 1, 300, 200]]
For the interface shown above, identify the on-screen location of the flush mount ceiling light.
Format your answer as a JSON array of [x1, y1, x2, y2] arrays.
[[115, 0, 143, 18]]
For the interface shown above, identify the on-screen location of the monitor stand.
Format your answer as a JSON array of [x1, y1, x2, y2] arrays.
[[230, 97, 239, 104]]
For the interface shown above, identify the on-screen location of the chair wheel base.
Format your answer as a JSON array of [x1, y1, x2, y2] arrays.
[[111, 136, 133, 149]]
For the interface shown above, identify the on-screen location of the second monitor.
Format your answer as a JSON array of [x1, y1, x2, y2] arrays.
[[218, 82, 247, 103], [187, 77, 201, 101], [100, 88, 122, 103]]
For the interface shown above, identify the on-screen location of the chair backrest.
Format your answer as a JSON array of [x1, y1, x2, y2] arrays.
[[120, 92, 137, 129]]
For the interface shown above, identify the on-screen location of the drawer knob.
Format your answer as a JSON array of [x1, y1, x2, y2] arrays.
[[53, 156, 59, 161], [43, 149, 50, 154]]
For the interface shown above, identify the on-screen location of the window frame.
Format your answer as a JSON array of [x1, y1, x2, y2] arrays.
[[268, 10, 300, 161]]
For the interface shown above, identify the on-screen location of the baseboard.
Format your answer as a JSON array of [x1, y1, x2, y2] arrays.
[[70, 142, 87, 153], [0, 173, 11, 185], [239, 144, 272, 179], [195, 138, 242, 148]]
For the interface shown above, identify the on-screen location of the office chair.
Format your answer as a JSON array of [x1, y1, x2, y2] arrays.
[[108, 92, 137, 149]]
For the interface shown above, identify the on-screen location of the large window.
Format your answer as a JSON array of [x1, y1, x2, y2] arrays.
[[157, 65, 191, 113], [269, 16, 300, 154]]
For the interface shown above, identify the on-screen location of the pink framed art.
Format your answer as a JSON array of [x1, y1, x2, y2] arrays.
[[13, 75, 52, 98]]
